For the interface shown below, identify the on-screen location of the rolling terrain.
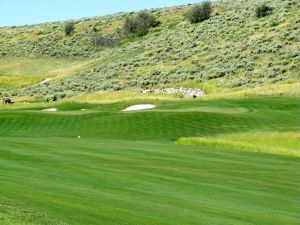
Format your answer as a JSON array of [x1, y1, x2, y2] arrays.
[[0, 97, 300, 224]]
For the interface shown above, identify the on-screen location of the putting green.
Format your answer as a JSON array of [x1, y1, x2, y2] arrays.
[[0, 97, 299, 224]]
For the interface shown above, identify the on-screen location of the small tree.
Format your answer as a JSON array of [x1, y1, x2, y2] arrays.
[[123, 11, 159, 36], [123, 16, 138, 34], [256, 4, 273, 18], [186, 1, 212, 24], [65, 22, 75, 36], [137, 11, 159, 28]]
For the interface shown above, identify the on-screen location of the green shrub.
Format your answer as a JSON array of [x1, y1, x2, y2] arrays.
[[65, 22, 75, 36], [185, 1, 212, 24], [256, 4, 273, 18], [123, 11, 159, 36]]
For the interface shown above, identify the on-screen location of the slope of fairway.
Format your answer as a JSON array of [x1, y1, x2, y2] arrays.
[[1, 138, 299, 225], [0, 97, 299, 224], [0, 97, 299, 140]]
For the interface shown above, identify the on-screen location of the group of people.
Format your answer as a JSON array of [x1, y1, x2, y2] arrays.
[[2, 97, 12, 104], [3, 96, 58, 104], [46, 96, 57, 102]]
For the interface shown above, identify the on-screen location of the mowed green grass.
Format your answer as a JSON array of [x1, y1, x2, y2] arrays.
[[0, 97, 300, 224]]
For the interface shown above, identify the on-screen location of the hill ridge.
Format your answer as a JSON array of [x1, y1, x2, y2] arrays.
[[0, 0, 299, 98]]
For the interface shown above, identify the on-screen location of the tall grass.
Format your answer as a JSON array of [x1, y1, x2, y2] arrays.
[[177, 132, 300, 157]]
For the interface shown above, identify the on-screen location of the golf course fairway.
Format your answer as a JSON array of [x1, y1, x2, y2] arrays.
[[0, 97, 299, 225]]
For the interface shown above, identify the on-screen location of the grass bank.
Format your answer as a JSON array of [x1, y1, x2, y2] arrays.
[[177, 132, 300, 157]]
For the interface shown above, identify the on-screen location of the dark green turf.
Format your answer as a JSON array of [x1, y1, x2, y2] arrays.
[[0, 97, 299, 224], [1, 97, 299, 140]]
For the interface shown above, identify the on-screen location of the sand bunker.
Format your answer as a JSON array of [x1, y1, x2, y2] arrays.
[[43, 108, 57, 112], [122, 104, 156, 112]]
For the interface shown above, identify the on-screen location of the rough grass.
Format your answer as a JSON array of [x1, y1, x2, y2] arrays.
[[0, 96, 299, 224], [177, 132, 300, 157], [199, 82, 300, 99]]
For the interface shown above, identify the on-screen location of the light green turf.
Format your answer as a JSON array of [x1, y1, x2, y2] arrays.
[[0, 57, 90, 91], [0, 57, 80, 77], [0, 97, 299, 224], [177, 132, 300, 157]]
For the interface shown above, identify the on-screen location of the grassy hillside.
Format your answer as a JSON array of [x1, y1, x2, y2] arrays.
[[0, 0, 299, 98], [0, 57, 91, 93], [0, 96, 299, 224]]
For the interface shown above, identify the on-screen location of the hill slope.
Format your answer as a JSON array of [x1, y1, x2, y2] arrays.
[[0, 0, 299, 98]]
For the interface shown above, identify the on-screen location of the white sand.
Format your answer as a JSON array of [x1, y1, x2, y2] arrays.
[[43, 108, 57, 112], [122, 104, 156, 112]]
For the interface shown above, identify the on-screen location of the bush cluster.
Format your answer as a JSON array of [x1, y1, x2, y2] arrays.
[[64, 22, 75, 36], [185, 1, 212, 24], [123, 12, 159, 36], [256, 4, 273, 18]]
